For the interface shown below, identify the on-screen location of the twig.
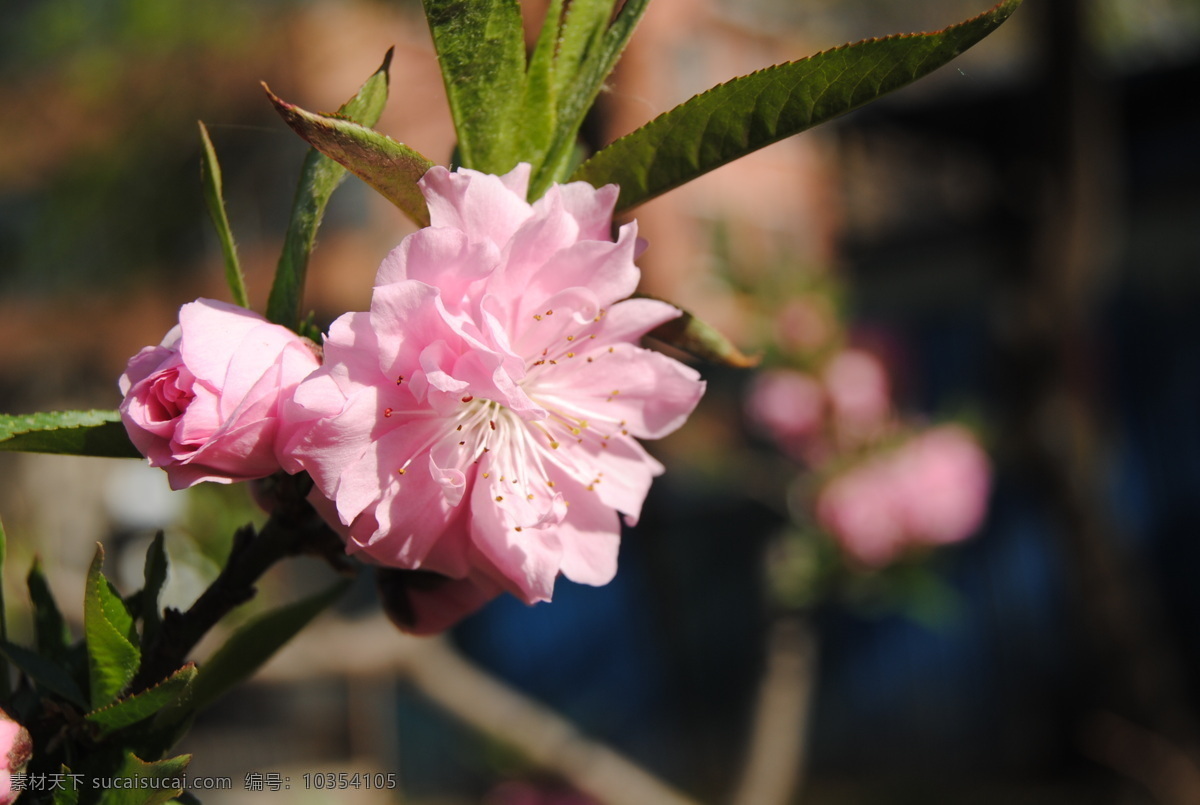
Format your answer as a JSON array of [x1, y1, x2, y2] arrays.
[[730, 614, 818, 805], [261, 614, 700, 805], [130, 472, 343, 692]]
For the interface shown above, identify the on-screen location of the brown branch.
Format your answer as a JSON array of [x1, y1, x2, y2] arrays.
[[130, 472, 344, 692], [261, 615, 700, 805], [730, 614, 818, 805]]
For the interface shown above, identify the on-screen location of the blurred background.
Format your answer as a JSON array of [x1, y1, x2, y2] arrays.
[[3, 0, 1200, 802]]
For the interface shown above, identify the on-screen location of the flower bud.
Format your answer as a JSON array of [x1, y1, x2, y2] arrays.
[[0, 708, 32, 805]]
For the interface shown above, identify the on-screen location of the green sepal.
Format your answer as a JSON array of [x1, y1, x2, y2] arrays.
[[198, 121, 249, 309], [85, 545, 140, 708], [85, 665, 196, 737], [644, 302, 760, 368], [573, 0, 1021, 212], [263, 85, 434, 227], [0, 410, 140, 458], [265, 48, 393, 330]]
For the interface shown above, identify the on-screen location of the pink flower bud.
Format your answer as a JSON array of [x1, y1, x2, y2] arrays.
[[119, 299, 321, 490], [0, 709, 32, 805]]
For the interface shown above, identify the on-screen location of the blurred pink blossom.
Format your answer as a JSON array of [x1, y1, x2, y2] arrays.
[[745, 369, 824, 459], [816, 459, 908, 566], [119, 299, 321, 490], [816, 425, 990, 567], [823, 348, 891, 438], [280, 164, 705, 624], [0, 708, 31, 804], [892, 425, 992, 545]]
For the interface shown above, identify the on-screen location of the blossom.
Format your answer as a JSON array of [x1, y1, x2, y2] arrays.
[[119, 298, 321, 490], [744, 369, 824, 461], [0, 708, 31, 805], [816, 425, 990, 567], [280, 164, 705, 618], [823, 348, 891, 438], [891, 424, 991, 545]]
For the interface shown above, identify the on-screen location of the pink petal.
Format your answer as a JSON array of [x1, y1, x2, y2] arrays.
[[420, 165, 533, 247], [543, 467, 621, 586], [177, 299, 268, 387]]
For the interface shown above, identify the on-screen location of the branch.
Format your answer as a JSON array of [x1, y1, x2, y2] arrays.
[[261, 614, 700, 805], [130, 472, 344, 692]]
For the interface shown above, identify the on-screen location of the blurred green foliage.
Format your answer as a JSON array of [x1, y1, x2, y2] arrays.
[[0, 0, 300, 296]]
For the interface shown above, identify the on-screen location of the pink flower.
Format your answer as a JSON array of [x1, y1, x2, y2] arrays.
[[816, 425, 990, 567], [0, 709, 31, 805], [744, 369, 824, 460], [119, 299, 322, 490], [280, 165, 705, 617]]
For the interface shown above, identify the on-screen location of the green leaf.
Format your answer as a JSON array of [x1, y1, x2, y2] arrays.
[[516, 0, 563, 182], [198, 122, 249, 309], [0, 410, 140, 458], [264, 86, 434, 228], [53, 766, 81, 805], [572, 0, 1021, 212], [422, 0, 526, 174], [85, 545, 140, 707], [644, 301, 760, 368], [98, 752, 191, 805], [0, 639, 87, 707], [265, 49, 394, 330], [139, 533, 168, 653], [85, 665, 196, 737], [530, 0, 651, 197], [550, 0, 612, 100], [181, 580, 348, 715], [28, 558, 73, 662]]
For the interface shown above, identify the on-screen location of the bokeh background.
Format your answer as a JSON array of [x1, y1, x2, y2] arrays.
[[3, 0, 1200, 802]]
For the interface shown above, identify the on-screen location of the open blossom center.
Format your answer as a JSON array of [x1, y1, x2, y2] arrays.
[[386, 305, 634, 536]]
